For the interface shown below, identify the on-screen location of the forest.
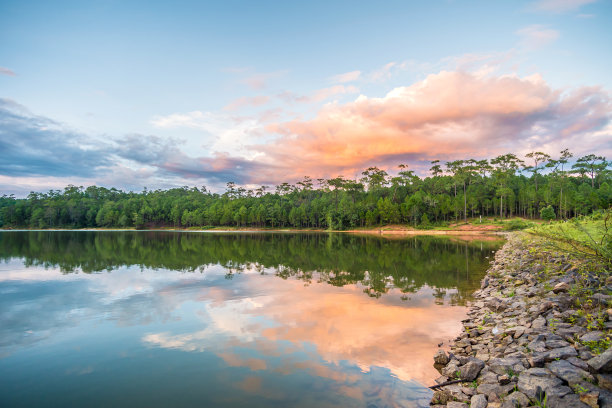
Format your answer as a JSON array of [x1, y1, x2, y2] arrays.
[[0, 231, 500, 301], [0, 151, 609, 230]]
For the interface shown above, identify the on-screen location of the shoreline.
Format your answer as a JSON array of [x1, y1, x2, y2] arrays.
[[429, 233, 612, 408], [0, 226, 505, 234]]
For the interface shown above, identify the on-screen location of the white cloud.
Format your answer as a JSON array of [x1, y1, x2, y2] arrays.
[[531, 0, 597, 12]]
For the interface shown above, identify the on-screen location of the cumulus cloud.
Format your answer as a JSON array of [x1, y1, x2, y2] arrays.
[[2, 68, 610, 193], [0, 98, 112, 178], [263, 71, 611, 179]]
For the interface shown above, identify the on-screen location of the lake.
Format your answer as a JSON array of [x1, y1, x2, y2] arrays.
[[0, 231, 503, 408]]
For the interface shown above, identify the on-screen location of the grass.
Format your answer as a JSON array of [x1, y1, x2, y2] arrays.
[[527, 210, 611, 264]]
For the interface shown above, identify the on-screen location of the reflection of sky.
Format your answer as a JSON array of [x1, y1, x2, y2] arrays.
[[0, 258, 469, 407]]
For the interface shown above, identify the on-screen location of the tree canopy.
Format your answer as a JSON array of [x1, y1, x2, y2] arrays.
[[1, 151, 609, 230]]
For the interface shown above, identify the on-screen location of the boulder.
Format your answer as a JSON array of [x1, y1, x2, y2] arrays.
[[547, 359, 594, 386], [553, 281, 569, 293], [459, 358, 485, 381], [499, 391, 529, 408], [470, 393, 487, 408], [517, 369, 571, 399], [588, 347, 612, 373], [434, 349, 449, 365], [580, 331, 605, 343]]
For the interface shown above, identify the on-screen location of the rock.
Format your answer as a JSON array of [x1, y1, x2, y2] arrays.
[[477, 370, 499, 384], [431, 390, 451, 405], [517, 369, 571, 399], [442, 360, 461, 378], [434, 349, 449, 365], [498, 374, 511, 385], [547, 359, 594, 385], [470, 394, 487, 408], [580, 389, 600, 408], [500, 391, 529, 408], [547, 393, 592, 408], [548, 345, 578, 360], [593, 293, 612, 305], [459, 359, 485, 381], [581, 331, 605, 343], [568, 356, 591, 371], [599, 374, 612, 391], [553, 281, 570, 293], [532, 315, 547, 329], [588, 348, 612, 373], [476, 383, 515, 402], [488, 357, 522, 376], [547, 339, 571, 349], [446, 402, 469, 408], [608, 309, 612, 320]]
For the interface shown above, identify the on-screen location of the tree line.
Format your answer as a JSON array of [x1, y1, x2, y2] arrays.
[[0, 151, 609, 230], [0, 231, 500, 302]]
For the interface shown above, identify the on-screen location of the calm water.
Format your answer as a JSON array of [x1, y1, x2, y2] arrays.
[[0, 231, 502, 408]]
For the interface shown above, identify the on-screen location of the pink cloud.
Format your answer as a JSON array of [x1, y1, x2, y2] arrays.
[[224, 95, 271, 111], [330, 70, 361, 83], [0, 67, 16, 76], [256, 70, 611, 181]]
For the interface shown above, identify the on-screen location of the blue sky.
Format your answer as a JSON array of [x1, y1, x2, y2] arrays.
[[1, 0, 611, 196]]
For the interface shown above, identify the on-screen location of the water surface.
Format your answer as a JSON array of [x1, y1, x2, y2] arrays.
[[0, 231, 502, 407]]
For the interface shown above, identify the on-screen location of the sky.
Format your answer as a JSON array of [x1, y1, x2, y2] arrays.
[[1, 0, 611, 196]]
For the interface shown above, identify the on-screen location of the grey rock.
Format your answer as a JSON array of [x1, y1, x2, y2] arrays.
[[546, 393, 592, 408], [459, 358, 485, 381], [547, 345, 578, 360], [568, 356, 590, 371], [553, 281, 569, 293], [531, 315, 547, 329], [581, 331, 605, 343], [488, 357, 522, 376], [434, 349, 449, 365], [477, 370, 499, 384], [476, 383, 515, 402], [547, 339, 571, 348], [588, 347, 612, 373], [446, 402, 469, 408], [517, 369, 571, 399], [500, 391, 529, 408], [547, 359, 594, 385], [470, 394, 487, 408]]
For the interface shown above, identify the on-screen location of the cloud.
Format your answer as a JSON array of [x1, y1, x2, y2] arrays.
[[224, 96, 271, 111], [369, 62, 408, 82], [0, 98, 113, 178], [531, 0, 597, 12], [278, 85, 360, 105], [330, 70, 361, 83], [263, 71, 611, 179], [240, 71, 287, 90], [0, 67, 16, 76], [516, 25, 560, 50]]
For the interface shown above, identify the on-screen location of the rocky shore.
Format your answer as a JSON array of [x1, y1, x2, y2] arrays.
[[430, 233, 612, 408]]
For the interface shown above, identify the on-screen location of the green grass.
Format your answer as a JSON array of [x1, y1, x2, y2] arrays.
[[527, 211, 611, 264]]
